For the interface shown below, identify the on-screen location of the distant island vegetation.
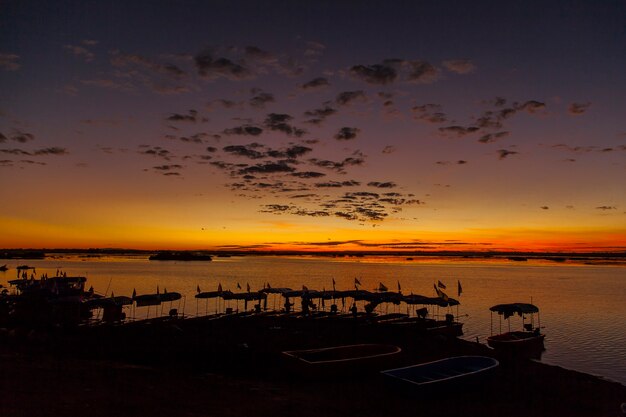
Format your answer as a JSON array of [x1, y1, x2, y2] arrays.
[[1, 248, 625, 261]]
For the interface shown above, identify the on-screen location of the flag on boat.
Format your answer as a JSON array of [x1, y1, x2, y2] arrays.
[[156, 285, 160, 294], [267, 282, 271, 289], [458, 280, 462, 297], [237, 282, 242, 290], [437, 280, 447, 289], [397, 280, 401, 293], [218, 283, 223, 292], [132, 288, 136, 299], [246, 282, 250, 292], [378, 282, 388, 292], [303, 285, 309, 292], [355, 278, 361, 285], [197, 285, 201, 294], [332, 277, 336, 291]]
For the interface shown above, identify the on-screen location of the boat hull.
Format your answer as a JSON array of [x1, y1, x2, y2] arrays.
[[283, 343, 402, 377], [487, 331, 545, 359], [381, 356, 499, 388]]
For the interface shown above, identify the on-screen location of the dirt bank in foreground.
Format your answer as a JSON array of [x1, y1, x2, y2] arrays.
[[1, 346, 624, 417]]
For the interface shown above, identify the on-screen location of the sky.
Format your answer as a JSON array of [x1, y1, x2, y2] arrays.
[[1, 0, 625, 252]]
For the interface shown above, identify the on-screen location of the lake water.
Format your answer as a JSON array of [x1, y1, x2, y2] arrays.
[[2, 255, 625, 385]]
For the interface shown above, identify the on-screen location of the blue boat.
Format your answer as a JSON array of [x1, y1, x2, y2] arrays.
[[381, 356, 499, 386]]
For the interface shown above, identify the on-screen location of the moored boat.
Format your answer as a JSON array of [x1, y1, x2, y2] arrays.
[[381, 356, 499, 387], [283, 343, 402, 376], [487, 303, 545, 358]]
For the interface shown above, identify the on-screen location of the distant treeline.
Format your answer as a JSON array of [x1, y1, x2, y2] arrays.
[[1, 248, 625, 260]]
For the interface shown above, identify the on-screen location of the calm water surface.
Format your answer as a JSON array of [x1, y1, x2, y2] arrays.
[[2, 255, 625, 385]]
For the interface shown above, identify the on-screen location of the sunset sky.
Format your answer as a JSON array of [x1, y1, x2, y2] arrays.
[[1, 1, 625, 252]]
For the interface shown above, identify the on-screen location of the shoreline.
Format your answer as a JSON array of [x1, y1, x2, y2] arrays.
[[1, 314, 625, 417]]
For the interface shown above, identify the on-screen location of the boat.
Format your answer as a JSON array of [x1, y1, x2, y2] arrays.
[[283, 343, 402, 376], [487, 303, 545, 358], [0, 264, 7, 271], [381, 356, 499, 387]]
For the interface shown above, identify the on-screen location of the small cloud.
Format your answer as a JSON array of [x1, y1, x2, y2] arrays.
[[439, 126, 479, 137], [540, 206, 549, 210], [0, 53, 20, 71], [478, 131, 510, 144], [367, 181, 396, 188], [301, 77, 329, 90], [63, 44, 95, 62], [194, 49, 252, 80], [412, 104, 447, 124], [249, 90, 275, 108], [315, 180, 360, 188], [568, 102, 591, 115], [223, 125, 263, 136], [334, 127, 360, 140], [442, 59, 475, 74], [595, 206, 616, 210], [350, 63, 397, 84], [167, 110, 199, 123], [264, 113, 306, 137], [497, 149, 518, 159], [336, 90, 367, 106], [223, 144, 264, 159], [382, 146, 396, 154]]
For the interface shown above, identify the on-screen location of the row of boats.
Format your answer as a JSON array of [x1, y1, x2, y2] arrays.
[[1, 270, 546, 387]]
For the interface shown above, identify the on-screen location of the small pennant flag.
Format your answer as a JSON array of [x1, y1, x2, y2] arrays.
[[378, 282, 388, 292], [267, 282, 271, 289], [218, 283, 223, 292], [437, 280, 447, 289], [303, 285, 309, 291], [156, 285, 160, 295], [246, 282, 250, 292], [434, 284, 442, 297], [458, 280, 463, 297], [355, 278, 361, 285], [332, 277, 336, 291], [132, 288, 136, 299], [237, 282, 242, 290], [197, 285, 201, 294], [397, 281, 401, 293]]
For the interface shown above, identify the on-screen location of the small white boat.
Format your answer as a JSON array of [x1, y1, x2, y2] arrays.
[[381, 356, 499, 386]]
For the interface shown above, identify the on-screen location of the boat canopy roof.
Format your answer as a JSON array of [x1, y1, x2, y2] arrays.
[[85, 296, 133, 308], [221, 291, 267, 301], [195, 290, 223, 299], [490, 303, 539, 316], [259, 287, 293, 294]]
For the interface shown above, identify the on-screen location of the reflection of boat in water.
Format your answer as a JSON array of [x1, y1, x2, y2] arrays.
[[148, 251, 212, 261], [487, 303, 545, 358], [381, 356, 499, 387]]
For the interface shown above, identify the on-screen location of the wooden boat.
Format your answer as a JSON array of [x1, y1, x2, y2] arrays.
[[381, 356, 499, 387], [283, 343, 401, 376], [487, 303, 545, 357]]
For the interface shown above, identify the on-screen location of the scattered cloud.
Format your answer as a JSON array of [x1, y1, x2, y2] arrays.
[[334, 127, 360, 140], [301, 77, 330, 90], [497, 149, 518, 159], [442, 59, 475, 74], [336, 90, 367, 106], [568, 102, 591, 115], [64, 44, 95, 62], [0, 53, 20, 71]]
